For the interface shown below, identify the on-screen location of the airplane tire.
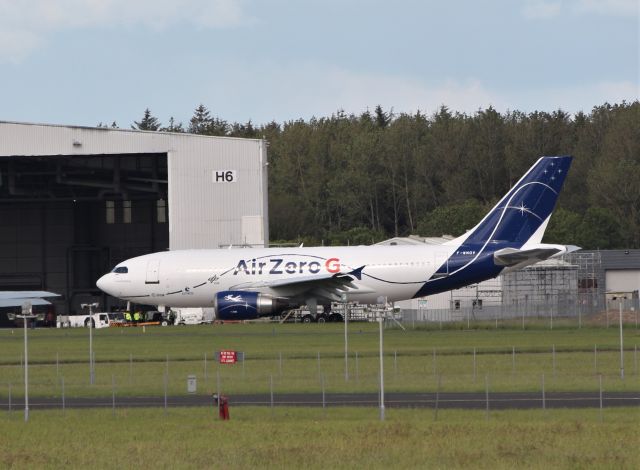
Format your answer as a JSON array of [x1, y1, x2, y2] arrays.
[[302, 315, 313, 323], [316, 315, 326, 324]]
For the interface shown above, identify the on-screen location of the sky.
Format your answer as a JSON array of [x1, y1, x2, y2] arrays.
[[0, 0, 638, 128]]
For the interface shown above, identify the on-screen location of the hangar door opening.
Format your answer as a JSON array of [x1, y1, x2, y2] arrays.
[[0, 153, 169, 314]]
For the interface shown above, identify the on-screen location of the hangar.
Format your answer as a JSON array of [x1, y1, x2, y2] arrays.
[[0, 121, 268, 316]]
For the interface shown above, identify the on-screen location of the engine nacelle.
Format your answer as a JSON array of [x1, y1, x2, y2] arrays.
[[214, 291, 289, 320]]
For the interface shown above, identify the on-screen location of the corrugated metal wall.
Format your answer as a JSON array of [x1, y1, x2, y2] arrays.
[[0, 122, 268, 250], [168, 138, 268, 249]]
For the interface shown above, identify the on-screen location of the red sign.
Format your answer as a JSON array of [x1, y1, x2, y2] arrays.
[[219, 350, 237, 364]]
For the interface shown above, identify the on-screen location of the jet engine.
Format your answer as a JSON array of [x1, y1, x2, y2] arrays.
[[214, 291, 290, 320]]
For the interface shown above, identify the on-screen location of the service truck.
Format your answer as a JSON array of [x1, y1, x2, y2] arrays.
[[57, 312, 111, 328]]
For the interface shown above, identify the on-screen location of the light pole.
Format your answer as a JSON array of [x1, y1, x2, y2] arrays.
[[82, 303, 99, 385], [342, 294, 349, 382], [619, 301, 625, 380], [17, 301, 36, 422], [377, 296, 386, 421]]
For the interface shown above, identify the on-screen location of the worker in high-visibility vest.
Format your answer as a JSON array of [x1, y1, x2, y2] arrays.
[[133, 311, 141, 323], [124, 311, 132, 323]]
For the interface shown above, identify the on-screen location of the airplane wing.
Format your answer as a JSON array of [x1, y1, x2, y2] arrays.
[[0, 291, 60, 300], [230, 267, 370, 302], [494, 244, 580, 272], [0, 298, 55, 308], [0, 291, 60, 308]]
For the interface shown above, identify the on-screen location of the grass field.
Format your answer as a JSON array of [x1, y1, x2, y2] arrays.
[[0, 323, 639, 398], [1, 324, 638, 469], [1, 407, 638, 469]]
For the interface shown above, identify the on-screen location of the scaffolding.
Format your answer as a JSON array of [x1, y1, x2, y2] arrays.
[[399, 251, 604, 324], [501, 251, 602, 319]]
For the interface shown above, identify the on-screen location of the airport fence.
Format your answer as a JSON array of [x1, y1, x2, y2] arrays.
[[0, 341, 638, 416], [398, 296, 640, 330]]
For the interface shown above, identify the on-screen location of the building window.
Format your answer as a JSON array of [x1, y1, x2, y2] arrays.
[[157, 199, 167, 223], [123, 200, 132, 224], [453, 300, 460, 310], [578, 278, 598, 289], [106, 201, 115, 224]]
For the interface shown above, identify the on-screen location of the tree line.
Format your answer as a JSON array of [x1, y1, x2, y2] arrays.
[[122, 101, 640, 249]]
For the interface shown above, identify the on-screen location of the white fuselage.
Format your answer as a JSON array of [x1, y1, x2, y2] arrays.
[[96, 244, 459, 308]]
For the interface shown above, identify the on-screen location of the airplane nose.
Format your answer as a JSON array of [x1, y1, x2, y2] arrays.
[[96, 274, 109, 293]]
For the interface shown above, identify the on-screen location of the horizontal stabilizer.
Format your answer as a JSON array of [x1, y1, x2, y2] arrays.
[[494, 244, 580, 271]]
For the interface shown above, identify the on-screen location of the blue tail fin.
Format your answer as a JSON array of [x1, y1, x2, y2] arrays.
[[458, 155, 572, 246]]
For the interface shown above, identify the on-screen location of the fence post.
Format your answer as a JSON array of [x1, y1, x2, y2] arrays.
[[321, 374, 326, 412], [204, 353, 207, 382], [56, 352, 59, 379], [541, 373, 546, 411], [433, 374, 441, 421], [61, 376, 65, 414], [594, 344, 598, 373], [270, 375, 274, 414], [112, 374, 116, 416], [485, 375, 489, 420], [598, 374, 603, 422], [512, 346, 516, 374], [394, 350, 397, 375], [552, 344, 556, 377], [432, 348, 437, 377], [165, 354, 169, 377], [473, 347, 477, 383], [8, 382, 11, 414], [163, 373, 168, 414], [129, 353, 133, 384], [279, 352, 283, 377], [578, 308, 582, 329], [216, 370, 221, 406], [355, 351, 359, 382]]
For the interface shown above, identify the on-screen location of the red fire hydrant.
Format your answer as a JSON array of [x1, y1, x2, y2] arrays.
[[213, 394, 230, 420]]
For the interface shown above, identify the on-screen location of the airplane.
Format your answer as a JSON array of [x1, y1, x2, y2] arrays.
[[0, 291, 60, 309], [0, 291, 60, 326], [97, 155, 578, 321]]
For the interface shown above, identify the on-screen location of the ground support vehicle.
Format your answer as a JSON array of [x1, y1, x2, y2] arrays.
[[277, 303, 398, 323], [56, 312, 111, 328]]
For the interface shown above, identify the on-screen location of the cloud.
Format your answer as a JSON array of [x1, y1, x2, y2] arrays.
[[522, 0, 638, 19], [573, 0, 639, 16], [204, 60, 637, 123], [206, 61, 505, 122], [0, 0, 252, 62], [522, 1, 562, 20], [497, 80, 639, 114], [0, 30, 41, 63], [317, 68, 504, 117]]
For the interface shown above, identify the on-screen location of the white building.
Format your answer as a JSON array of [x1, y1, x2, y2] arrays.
[[0, 121, 268, 313]]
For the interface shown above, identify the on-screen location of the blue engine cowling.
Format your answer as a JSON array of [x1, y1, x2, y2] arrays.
[[214, 291, 289, 321]]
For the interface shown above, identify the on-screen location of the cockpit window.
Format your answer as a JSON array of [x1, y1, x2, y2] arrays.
[[112, 266, 128, 274]]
